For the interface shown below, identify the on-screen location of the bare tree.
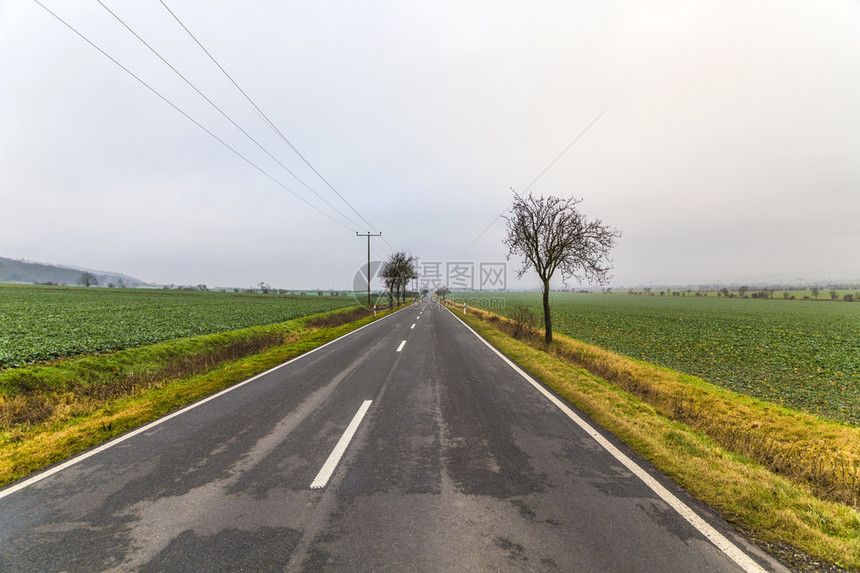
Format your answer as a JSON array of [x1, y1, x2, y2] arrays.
[[380, 251, 417, 305], [435, 285, 450, 300], [504, 192, 620, 343], [78, 271, 99, 287]]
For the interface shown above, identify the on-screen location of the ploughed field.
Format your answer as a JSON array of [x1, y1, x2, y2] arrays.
[[0, 285, 357, 368], [478, 292, 860, 425]]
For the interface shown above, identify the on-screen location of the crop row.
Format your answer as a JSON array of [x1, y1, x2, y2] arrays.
[[0, 286, 357, 368], [484, 292, 860, 425]]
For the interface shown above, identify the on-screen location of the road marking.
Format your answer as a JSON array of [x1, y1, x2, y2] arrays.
[[411, 324, 416, 329], [0, 308, 409, 501], [310, 400, 372, 489], [448, 310, 767, 573], [396, 340, 406, 352]]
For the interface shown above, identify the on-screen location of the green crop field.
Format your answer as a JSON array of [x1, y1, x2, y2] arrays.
[[0, 285, 358, 368], [462, 292, 860, 425]]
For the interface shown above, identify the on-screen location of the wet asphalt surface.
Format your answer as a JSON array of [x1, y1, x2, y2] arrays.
[[0, 299, 786, 572]]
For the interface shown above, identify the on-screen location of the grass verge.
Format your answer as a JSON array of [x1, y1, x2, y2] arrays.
[[0, 304, 393, 487], [454, 304, 860, 571]]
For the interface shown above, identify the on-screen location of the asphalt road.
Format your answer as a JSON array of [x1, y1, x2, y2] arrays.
[[0, 299, 787, 572]]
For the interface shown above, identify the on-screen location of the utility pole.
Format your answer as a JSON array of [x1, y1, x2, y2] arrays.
[[356, 231, 381, 307]]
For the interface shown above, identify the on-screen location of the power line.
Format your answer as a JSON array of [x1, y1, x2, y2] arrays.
[[356, 232, 381, 306], [32, 0, 354, 231], [465, 106, 611, 250], [157, 0, 385, 238], [95, 0, 363, 231], [521, 106, 610, 196]]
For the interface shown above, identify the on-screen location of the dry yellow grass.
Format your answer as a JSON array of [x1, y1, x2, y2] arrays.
[[468, 306, 860, 508], [458, 305, 860, 570]]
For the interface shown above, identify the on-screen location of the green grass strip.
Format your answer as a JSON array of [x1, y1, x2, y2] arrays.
[[0, 306, 397, 487]]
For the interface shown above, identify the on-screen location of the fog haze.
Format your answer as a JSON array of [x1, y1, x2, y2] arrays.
[[2, 0, 858, 289]]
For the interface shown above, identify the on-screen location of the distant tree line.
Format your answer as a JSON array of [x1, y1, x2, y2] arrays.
[[624, 284, 860, 302], [151, 284, 353, 296]]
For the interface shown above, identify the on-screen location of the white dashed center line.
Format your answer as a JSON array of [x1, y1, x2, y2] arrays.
[[310, 400, 373, 489]]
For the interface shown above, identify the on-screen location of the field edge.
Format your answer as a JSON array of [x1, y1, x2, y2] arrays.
[[449, 301, 860, 571], [0, 305, 401, 489]]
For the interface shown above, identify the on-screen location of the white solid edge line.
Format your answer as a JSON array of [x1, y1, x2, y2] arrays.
[[310, 400, 372, 489], [396, 340, 406, 352], [447, 309, 767, 573], [0, 308, 407, 501]]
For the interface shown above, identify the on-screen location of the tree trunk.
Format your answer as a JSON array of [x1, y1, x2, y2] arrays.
[[542, 278, 552, 344]]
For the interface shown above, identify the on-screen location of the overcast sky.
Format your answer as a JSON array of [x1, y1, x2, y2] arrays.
[[2, 0, 859, 290]]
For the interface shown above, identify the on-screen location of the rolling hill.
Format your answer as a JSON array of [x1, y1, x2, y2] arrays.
[[0, 256, 148, 287]]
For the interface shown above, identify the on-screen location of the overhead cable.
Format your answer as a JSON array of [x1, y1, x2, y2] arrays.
[[465, 106, 611, 250], [32, 0, 354, 231], [157, 0, 386, 239], [95, 0, 363, 231]]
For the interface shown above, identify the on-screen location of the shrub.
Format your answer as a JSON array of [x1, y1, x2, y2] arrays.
[[507, 304, 540, 341]]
